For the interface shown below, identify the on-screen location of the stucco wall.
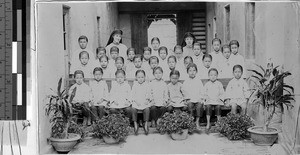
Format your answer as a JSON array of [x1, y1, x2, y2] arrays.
[[36, 2, 118, 154], [206, 2, 300, 153]]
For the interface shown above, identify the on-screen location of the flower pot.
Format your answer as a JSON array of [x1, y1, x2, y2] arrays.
[[170, 129, 188, 140], [247, 126, 279, 146], [103, 136, 120, 144], [49, 133, 81, 153]]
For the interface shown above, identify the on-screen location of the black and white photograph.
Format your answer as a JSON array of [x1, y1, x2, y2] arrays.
[[34, 1, 300, 154]]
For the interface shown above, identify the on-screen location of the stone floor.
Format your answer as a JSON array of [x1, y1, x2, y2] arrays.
[[68, 127, 275, 154]]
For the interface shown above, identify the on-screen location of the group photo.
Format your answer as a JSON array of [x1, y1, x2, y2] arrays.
[[36, 1, 300, 154]]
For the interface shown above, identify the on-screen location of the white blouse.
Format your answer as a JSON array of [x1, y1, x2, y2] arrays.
[[225, 78, 250, 100], [69, 83, 92, 103], [149, 79, 168, 107], [89, 80, 109, 106], [131, 81, 152, 110], [204, 80, 225, 105], [167, 82, 186, 107], [109, 81, 132, 108], [70, 62, 94, 79], [219, 56, 234, 78], [182, 76, 204, 103]]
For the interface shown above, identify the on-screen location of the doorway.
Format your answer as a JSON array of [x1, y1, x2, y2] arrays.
[[147, 14, 177, 53]]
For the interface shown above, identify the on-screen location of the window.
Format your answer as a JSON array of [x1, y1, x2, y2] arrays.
[[213, 17, 217, 38], [224, 4, 230, 43], [63, 5, 70, 80], [245, 2, 255, 59], [97, 16, 101, 47]]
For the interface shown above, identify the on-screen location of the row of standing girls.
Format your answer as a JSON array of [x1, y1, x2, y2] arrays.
[[69, 29, 250, 135]]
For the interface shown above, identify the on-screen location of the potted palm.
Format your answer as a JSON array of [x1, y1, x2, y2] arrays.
[[156, 111, 196, 140], [247, 64, 295, 146], [45, 78, 81, 153], [92, 113, 131, 144]]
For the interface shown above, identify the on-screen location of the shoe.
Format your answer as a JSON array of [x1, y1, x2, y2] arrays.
[[144, 122, 149, 135]]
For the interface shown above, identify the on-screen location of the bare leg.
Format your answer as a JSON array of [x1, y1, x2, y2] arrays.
[[231, 103, 237, 114]]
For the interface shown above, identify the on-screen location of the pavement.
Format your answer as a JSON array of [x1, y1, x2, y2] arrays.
[[68, 126, 274, 154]]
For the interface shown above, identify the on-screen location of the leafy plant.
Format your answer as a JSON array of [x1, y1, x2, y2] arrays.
[[45, 78, 80, 139], [216, 113, 254, 140], [92, 113, 130, 140], [248, 64, 295, 131], [156, 111, 196, 134]]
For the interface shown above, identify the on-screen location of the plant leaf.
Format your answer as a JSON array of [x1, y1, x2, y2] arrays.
[[248, 69, 263, 78], [57, 78, 62, 97]]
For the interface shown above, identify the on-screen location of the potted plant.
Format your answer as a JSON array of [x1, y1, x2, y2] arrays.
[[247, 64, 295, 146], [45, 78, 82, 153], [156, 111, 196, 140], [216, 113, 254, 140], [92, 113, 130, 144]]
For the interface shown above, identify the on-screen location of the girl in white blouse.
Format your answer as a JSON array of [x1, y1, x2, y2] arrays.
[[203, 68, 225, 133], [108, 69, 132, 119], [182, 63, 205, 130], [167, 70, 188, 112], [69, 70, 93, 126], [225, 65, 250, 115], [149, 67, 168, 127], [90, 67, 109, 123], [131, 70, 152, 135]]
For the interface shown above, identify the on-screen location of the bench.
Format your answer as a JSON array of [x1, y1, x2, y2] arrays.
[[65, 77, 233, 111]]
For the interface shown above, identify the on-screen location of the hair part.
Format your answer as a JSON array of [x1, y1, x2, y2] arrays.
[[79, 51, 89, 59], [174, 45, 183, 52], [170, 69, 180, 77], [115, 69, 126, 76], [96, 47, 106, 55], [181, 32, 196, 47], [78, 35, 88, 42], [93, 67, 103, 74], [158, 46, 168, 55], [74, 70, 84, 78], [208, 68, 218, 75], [202, 53, 212, 61], [187, 63, 198, 73], [168, 55, 177, 63], [133, 54, 143, 62], [135, 69, 146, 77], [233, 64, 243, 73], [149, 56, 159, 64], [212, 38, 221, 45], [229, 40, 240, 47], [110, 46, 120, 54], [127, 47, 136, 55], [143, 47, 152, 54], [221, 44, 231, 53], [115, 56, 124, 64], [153, 66, 163, 75], [151, 37, 160, 44]]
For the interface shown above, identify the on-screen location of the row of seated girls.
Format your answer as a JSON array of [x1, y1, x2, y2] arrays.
[[69, 30, 249, 135]]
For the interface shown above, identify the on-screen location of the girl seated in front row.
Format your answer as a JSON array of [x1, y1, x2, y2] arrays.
[[90, 67, 109, 123], [183, 63, 204, 129], [167, 70, 188, 112], [108, 69, 132, 119], [149, 67, 168, 127], [203, 68, 225, 133], [131, 70, 151, 135], [69, 70, 93, 126], [225, 65, 250, 115]]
